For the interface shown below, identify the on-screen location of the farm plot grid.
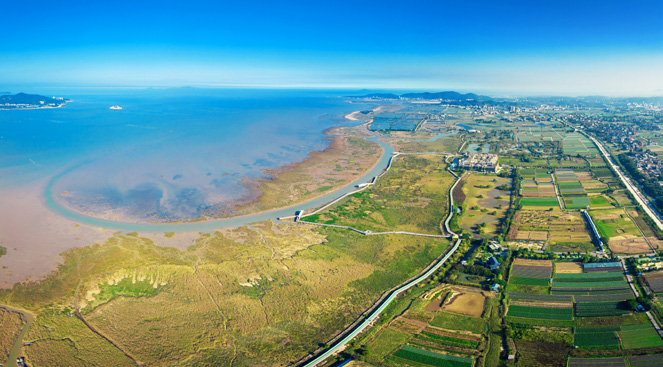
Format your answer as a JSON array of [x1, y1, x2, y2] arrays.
[[551, 272, 633, 317]]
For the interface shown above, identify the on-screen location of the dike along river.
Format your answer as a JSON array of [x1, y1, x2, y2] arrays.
[[44, 132, 456, 232]]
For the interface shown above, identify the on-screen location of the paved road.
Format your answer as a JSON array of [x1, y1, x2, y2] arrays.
[[298, 169, 464, 367], [585, 132, 663, 231]]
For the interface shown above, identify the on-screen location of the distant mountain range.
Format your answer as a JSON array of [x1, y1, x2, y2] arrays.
[[353, 91, 492, 101], [0, 92, 68, 109]]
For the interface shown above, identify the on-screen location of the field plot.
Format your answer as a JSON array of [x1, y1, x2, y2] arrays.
[[555, 169, 578, 182], [555, 262, 583, 274], [507, 305, 573, 320], [457, 173, 511, 238], [547, 211, 594, 252], [576, 302, 630, 317], [441, 289, 486, 317], [564, 196, 590, 209], [619, 324, 663, 349], [508, 209, 594, 251], [520, 169, 556, 198], [508, 210, 551, 242], [629, 353, 663, 366], [392, 345, 473, 367], [588, 195, 614, 208], [511, 265, 552, 279], [558, 181, 586, 196], [520, 197, 558, 207], [590, 209, 650, 253], [562, 134, 599, 156], [551, 272, 634, 306], [574, 326, 621, 348], [644, 271, 663, 293], [568, 357, 626, 367]]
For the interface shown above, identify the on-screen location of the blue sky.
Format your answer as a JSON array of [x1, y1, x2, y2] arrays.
[[1, 0, 662, 95]]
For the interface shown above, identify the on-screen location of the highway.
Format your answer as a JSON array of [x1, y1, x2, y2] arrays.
[[585, 132, 663, 231], [298, 169, 464, 367]]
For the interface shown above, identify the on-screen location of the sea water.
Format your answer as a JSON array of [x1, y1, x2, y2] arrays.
[[0, 88, 373, 224]]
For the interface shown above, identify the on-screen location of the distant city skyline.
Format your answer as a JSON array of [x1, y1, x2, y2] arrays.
[[2, 0, 662, 96]]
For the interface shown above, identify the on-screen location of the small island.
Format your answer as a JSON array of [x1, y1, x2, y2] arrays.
[[109, 105, 123, 110], [0, 92, 68, 110]]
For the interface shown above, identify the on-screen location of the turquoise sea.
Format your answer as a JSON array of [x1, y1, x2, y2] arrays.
[[0, 89, 377, 226]]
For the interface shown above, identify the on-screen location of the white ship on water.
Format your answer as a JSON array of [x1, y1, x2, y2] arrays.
[[109, 105, 122, 110]]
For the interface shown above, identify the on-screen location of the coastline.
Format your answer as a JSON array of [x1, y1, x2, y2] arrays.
[[0, 103, 67, 111], [47, 111, 383, 225]]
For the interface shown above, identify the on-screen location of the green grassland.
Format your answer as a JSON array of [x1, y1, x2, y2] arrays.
[[0, 308, 24, 364], [387, 135, 464, 154], [0, 222, 450, 366], [458, 173, 511, 238], [306, 154, 455, 234]]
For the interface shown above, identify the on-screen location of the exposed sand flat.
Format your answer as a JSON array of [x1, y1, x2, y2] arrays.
[[0, 182, 207, 288], [344, 110, 364, 121]]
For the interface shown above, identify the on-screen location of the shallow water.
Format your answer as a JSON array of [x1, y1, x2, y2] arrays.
[[1, 89, 371, 223]]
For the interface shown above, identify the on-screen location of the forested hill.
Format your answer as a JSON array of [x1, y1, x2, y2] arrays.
[[0, 93, 68, 109]]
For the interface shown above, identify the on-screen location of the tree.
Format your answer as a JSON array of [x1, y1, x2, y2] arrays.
[[625, 299, 639, 311]]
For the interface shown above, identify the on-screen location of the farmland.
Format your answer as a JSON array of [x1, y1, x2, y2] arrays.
[[590, 209, 652, 253], [358, 284, 494, 367], [508, 209, 594, 252]]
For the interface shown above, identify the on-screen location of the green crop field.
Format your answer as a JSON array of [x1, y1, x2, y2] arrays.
[[553, 280, 627, 288], [393, 345, 473, 367], [429, 311, 487, 334], [507, 305, 573, 320], [510, 277, 550, 286], [619, 324, 663, 349], [554, 272, 624, 280], [564, 196, 591, 209], [589, 196, 612, 208], [574, 327, 620, 348], [419, 331, 480, 348], [576, 302, 630, 317], [520, 198, 559, 207]]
